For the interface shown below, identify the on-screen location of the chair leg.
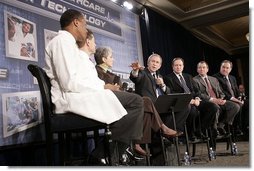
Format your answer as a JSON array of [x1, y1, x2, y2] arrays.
[[145, 144, 151, 166], [94, 130, 100, 148], [104, 125, 113, 165], [82, 132, 89, 159], [65, 132, 71, 163], [171, 110, 181, 166], [227, 125, 234, 155], [160, 132, 167, 165], [205, 129, 211, 160], [58, 132, 65, 165], [184, 124, 190, 156], [192, 144, 196, 157], [46, 134, 53, 166]]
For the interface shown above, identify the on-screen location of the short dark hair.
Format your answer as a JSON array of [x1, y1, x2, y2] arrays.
[[221, 60, 233, 68], [60, 9, 83, 29], [197, 61, 209, 69], [94, 47, 112, 65]]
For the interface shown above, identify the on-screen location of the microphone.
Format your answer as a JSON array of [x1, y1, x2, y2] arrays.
[[155, 70, 160, 78]]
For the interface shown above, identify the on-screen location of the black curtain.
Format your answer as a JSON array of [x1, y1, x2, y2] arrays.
[[139, 7, 248, 88]]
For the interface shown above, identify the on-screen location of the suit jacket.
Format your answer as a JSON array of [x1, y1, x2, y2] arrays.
[[96, 65, 121, 85], [164, 72, 199, 98], [213, 73, 240, 100], [129, 68, 170, 103], [193, 75, 225, 102]]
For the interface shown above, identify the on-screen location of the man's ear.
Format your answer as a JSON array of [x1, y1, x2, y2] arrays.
[[73, 18, 79, 27]]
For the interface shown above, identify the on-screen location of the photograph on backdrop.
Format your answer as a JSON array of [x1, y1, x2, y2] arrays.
[[44, 29, 57, 47], [2, 91, 42, 137], [4, 11, 38, 61]]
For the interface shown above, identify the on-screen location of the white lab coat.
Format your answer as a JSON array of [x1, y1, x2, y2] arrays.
[[44, 31, 127, 124]]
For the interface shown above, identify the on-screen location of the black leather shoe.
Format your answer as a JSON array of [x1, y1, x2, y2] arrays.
[[235, 129, 244, 136], [190, 135, 198, 142], [195, 131, 208, 139], [87, 155, 107, 166], [211, 128, 218, 137], [163, 131, 184, 138], [218, 127, 227, 135], [126, 147, 145, 161]]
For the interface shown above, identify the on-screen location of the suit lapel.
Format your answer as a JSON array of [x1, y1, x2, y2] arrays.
[[183, 74, 190, 88], [197, 75, 209, 94], [145, 69, 157, 94], [172, 73, 182, 88]]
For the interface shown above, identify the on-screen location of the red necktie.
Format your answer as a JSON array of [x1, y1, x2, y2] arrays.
[[204, 77, 216, 98]]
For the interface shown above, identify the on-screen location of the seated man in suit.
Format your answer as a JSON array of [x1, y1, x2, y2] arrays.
[[129, 54, 189, 133], [94, 46, 182, 156], [164, 58, 218, 140], [213, 60, 244, 135], [193, 61, 240, 136]]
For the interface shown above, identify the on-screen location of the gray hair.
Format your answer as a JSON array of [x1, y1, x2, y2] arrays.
[[94, 46, 112, 65], [147, 53, 162, 64]]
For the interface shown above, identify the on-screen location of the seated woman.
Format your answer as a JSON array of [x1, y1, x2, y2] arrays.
[[94, 46, 183, 156]]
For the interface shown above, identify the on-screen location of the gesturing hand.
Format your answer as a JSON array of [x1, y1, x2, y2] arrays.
[[129, 61, 144, 71]]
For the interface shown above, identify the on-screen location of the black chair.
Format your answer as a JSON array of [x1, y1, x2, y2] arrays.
[[155, 94, 192, 166], [27, 64, 113, 166], [188, 113, 212, 161], [214, 124, 234, 155]]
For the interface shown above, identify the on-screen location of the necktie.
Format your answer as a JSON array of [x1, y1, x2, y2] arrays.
[[225, 77, 235, 97], [153, 74, 163, 97], [179, 75, 190, 93], [204, 77, 216, 98]]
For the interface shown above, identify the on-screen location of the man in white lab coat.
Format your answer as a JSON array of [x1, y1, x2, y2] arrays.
[[44, 9, 144, 164]]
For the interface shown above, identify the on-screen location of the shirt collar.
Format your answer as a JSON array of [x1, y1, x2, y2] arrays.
[[173, 72, 182, 78], [98, 64, 109, 73], [200, 75, 208, 79]]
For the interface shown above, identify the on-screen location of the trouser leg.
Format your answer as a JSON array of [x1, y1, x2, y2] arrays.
[[111, 91, 144, 144]]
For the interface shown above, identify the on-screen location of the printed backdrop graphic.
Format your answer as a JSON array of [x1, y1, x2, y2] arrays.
[[5, 11, 38, 61], [0, 0, 143, 146], [2, 91, 42, 138]]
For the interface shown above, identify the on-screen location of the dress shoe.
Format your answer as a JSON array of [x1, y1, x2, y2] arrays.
[[217, 127, 227, 135], [163, 131, 183, 138], [87, 155, 107, 166], [125, 147, 144, 161], [190, 135, 198, 142], [211, 128, 220, 138], [195, 131, 207, 139], [235, 129, 244, 136], [134, 145, 147, 156]]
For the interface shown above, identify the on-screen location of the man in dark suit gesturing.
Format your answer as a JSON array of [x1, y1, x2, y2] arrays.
[[129, 54, 188, 132]]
